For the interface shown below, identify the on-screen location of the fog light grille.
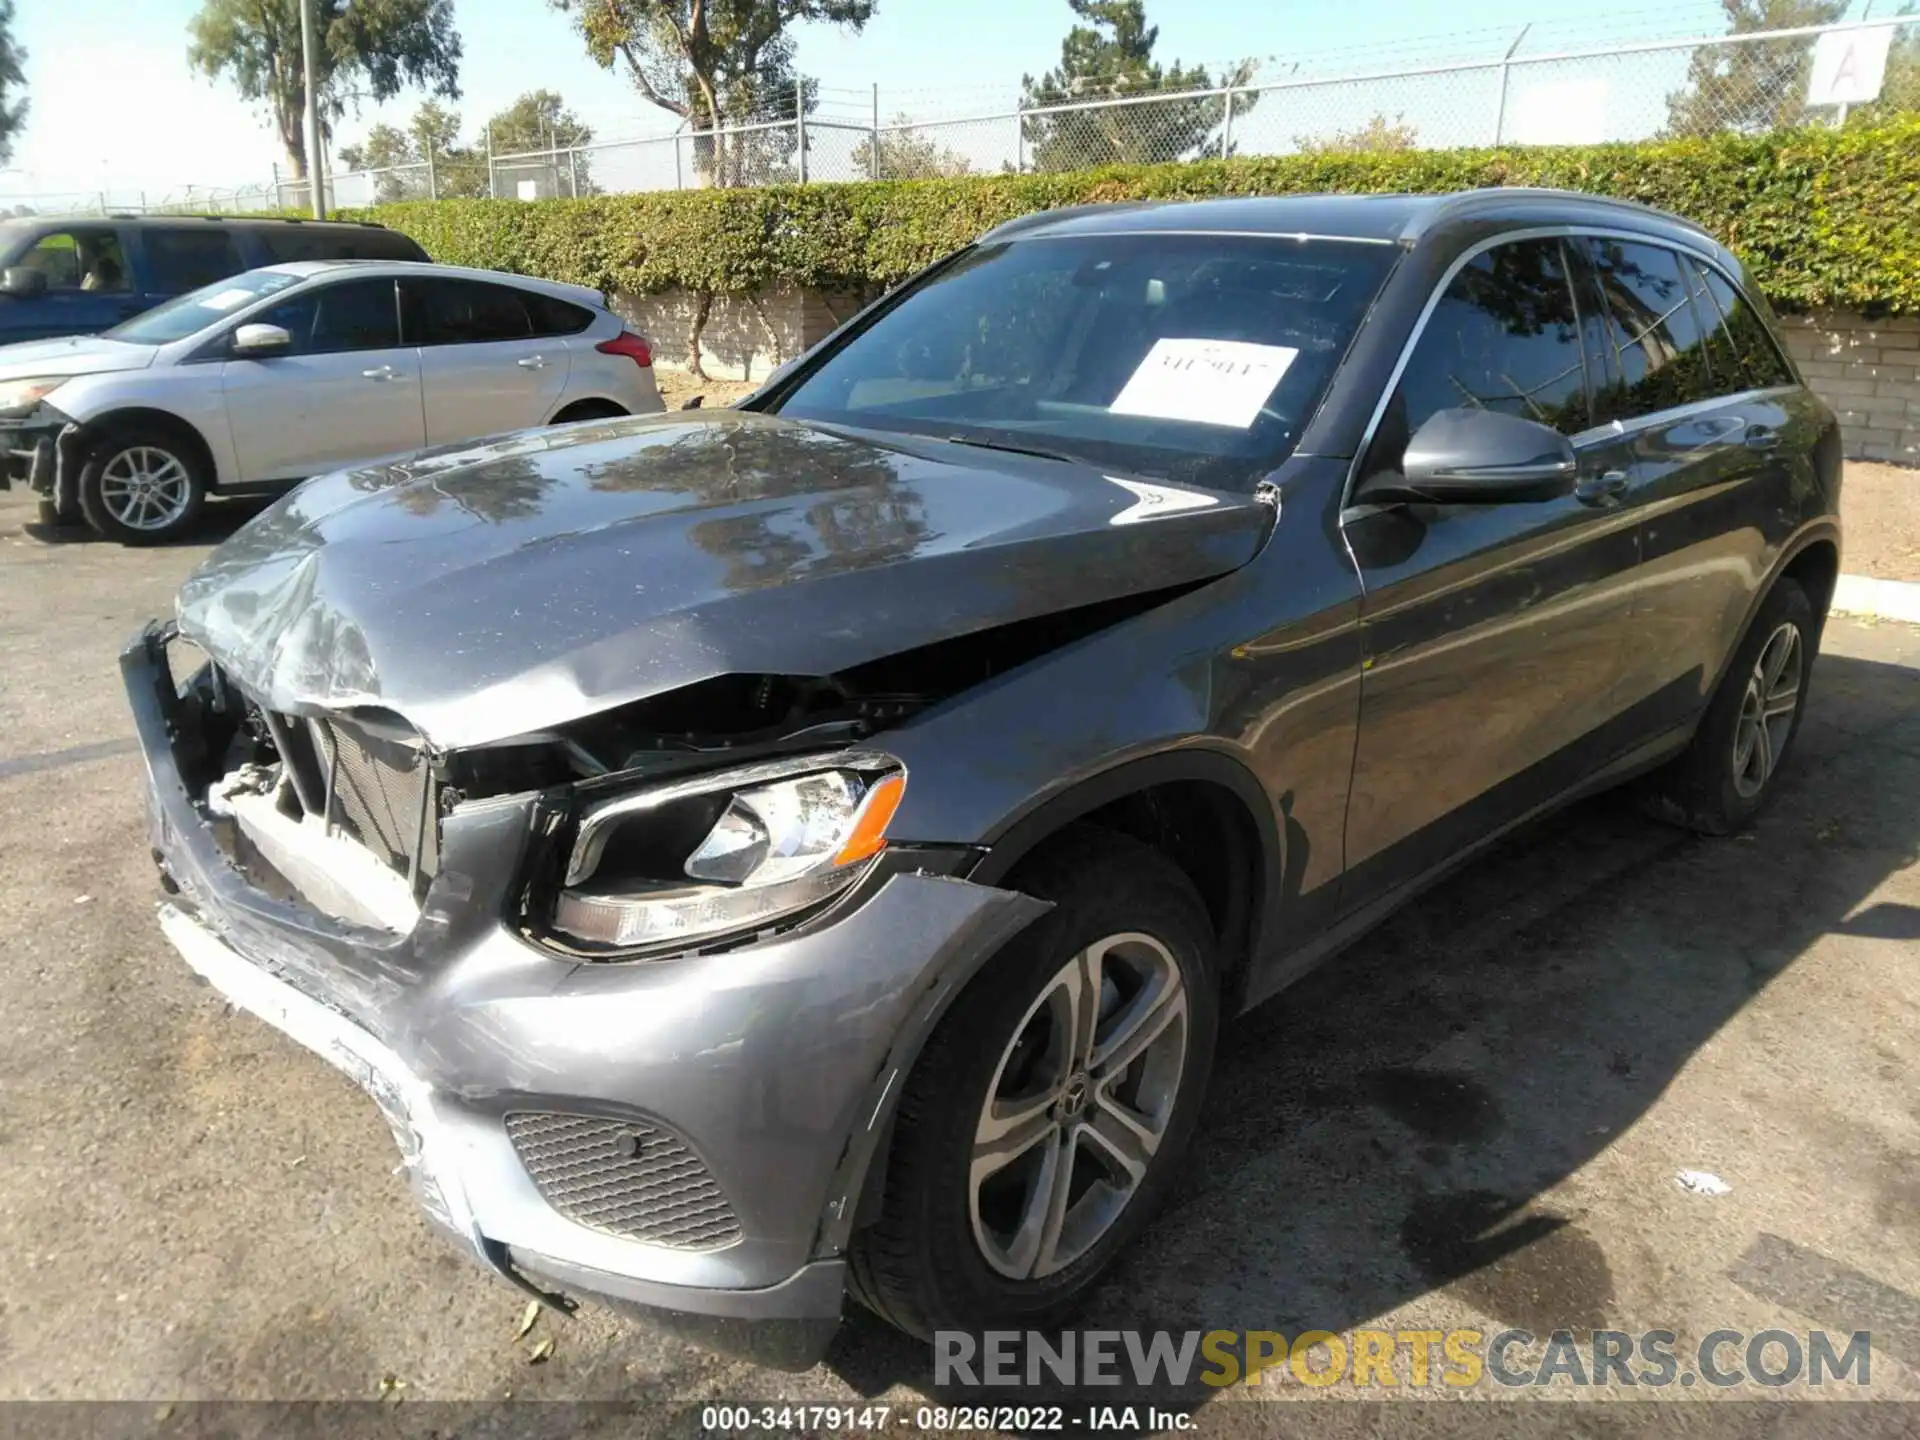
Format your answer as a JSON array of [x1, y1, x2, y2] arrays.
[[504, 1111, 741, 1250]]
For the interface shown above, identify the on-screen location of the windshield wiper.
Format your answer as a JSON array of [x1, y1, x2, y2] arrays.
[[939, 433, 1088, 467]]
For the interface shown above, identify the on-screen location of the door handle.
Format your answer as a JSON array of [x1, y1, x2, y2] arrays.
[[516, 355, 547, 370], [362, 365, 398, 381], [1574, 470, 1629, 505], [1745, 424, 1782, 451]]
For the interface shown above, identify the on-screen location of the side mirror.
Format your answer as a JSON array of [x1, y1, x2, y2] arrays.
[[1360, 408, 1576, 505], [231, 322, 292, 357], [0, 266, 48, 298]]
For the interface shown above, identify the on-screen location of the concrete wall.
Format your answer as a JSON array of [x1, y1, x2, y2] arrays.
[[626, 282, 1919, 465], [1777, 311, 1920, 464]]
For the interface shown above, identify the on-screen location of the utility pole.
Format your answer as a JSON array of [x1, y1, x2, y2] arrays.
[[796, 78, 808, 184], [300, 0, 327, 218]]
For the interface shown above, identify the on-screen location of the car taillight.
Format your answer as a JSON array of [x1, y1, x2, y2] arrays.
[[596, 331, 652, 368]]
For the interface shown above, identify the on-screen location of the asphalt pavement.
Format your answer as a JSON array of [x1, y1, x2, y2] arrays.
[[1, 487, 1917, 1431]]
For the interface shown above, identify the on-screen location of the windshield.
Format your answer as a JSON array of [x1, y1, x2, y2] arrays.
[[772, 233, 1396, 488], [104, 269, 305, 345]]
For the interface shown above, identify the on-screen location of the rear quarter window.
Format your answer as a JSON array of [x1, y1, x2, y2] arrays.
[[526, 291, 595, 336], [256, 226, 428, 264]]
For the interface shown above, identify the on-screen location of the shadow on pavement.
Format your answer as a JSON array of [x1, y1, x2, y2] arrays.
[[16, 493, 276, 548], [812, 644, 1920, 1416]]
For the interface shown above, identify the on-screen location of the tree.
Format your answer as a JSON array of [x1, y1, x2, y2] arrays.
[[339, 99, 486, 200], [484, 89, 597, 194], [0, 2, 25, 167], [549, 0, 875, 185], [1663, 0, 1848, 137], [415, 99, 489, 196], [852, 115, 973, 179], [337, 122, 422, 202], [187, 0, 462, 181], [1020, 1, 1256, 172], [337, 122, 412, 172], [1296, 113, 1418, 154]]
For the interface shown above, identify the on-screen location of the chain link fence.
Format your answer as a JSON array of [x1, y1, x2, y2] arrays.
[[6, 15, 1912, 216], [470, 16, 1913, 194]]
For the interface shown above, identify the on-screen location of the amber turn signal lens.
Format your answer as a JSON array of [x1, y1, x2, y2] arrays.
[[833, 773, 906, 867]]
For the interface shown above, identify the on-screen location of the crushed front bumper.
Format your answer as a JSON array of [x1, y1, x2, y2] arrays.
[[1, 415, 56, 494], [124, 621, 1046, 1368]]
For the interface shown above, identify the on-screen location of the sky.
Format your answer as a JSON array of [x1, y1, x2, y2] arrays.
[[0, 0, 1891, 205]]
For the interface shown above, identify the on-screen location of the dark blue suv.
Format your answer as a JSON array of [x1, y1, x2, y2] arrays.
[[0, 215, 428, 342]]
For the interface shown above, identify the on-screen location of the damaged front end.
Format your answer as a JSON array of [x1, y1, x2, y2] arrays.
[[127, 405, 1276, 1361], [0, 402, 78, 509], [150, 586, 1168, 963], [126, 616, 1063, 1368]]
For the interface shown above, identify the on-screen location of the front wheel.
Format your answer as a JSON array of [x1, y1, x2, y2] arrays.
[[849, 827, 1219, 1339], [77, 429, 207, 545]]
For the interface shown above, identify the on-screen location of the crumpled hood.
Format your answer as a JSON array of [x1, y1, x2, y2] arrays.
[[175, 411, 1271, 749], [0, 334, 157, 379]]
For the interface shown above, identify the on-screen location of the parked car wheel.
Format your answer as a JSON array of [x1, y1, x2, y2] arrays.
[[849, 826, 1219, 1338], [77, 429, 207, 545], [1641, 577, 1816, 835]]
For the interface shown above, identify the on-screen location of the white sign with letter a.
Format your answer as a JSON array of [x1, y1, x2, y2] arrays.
[[1806, 25, 1896, 107]]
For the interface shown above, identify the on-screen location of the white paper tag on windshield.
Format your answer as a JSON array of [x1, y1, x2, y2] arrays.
[[200, 288, 254, 311], [1109, 338, 1299, 429]]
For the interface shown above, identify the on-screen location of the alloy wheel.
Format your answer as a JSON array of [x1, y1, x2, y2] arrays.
[[97, 446, 193, 532], [969, 931, 1189, 1281], [1732, 621, 1803, 800]]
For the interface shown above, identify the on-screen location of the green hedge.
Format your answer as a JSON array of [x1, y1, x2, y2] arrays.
[[354, 117, 1920, 313]]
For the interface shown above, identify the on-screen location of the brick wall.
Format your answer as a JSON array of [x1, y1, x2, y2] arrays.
[[1776, 311, 1920, 464]]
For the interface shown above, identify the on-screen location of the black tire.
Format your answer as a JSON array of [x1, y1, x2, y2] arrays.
[[77, 425, 208, 545], [848, 825, 1220, 1339], [550, 399, 629, 424], [1640, 577, 1817, 835]]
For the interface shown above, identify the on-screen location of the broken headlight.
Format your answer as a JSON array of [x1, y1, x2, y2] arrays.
[[552, 751, 907, 951], [0, 377, 65, 416]]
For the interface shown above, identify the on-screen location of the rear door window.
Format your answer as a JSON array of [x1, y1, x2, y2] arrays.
[[1576, 238, 1717, 423], [1695, 263, 1796, 392], [144, 228, 245, 292], [251, 278, 401, 355], [401, 277, 534, 345], [12, 228, 130, 292], [1394, 237, 1594, 441]]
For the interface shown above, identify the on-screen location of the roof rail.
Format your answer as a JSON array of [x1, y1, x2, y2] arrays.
[[977, 199, 1165, 244], [1402, 186, 1714, 243]]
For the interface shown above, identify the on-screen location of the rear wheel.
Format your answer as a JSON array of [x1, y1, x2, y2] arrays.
[[1640, 577, 1816, 834], [848, 827, 1219, 1338], [77, 427, 207, 544]]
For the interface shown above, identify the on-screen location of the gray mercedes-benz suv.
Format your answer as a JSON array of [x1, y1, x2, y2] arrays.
[[125, 189, 1841, 1368]]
